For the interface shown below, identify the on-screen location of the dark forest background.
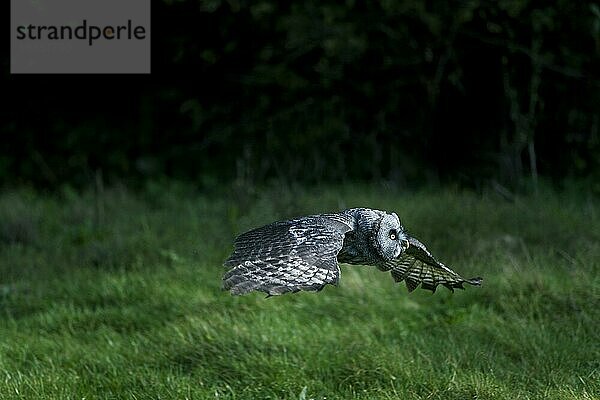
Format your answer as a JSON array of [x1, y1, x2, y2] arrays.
[[2, 0, 599, 190]]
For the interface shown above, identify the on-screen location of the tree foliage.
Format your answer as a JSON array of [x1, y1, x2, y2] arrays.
[[2, 0, 599, 188]]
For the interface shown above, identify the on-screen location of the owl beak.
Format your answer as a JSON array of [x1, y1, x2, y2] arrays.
[[400, 238, 410, 252]]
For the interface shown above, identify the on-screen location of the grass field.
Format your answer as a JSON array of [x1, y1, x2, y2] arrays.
[[0, 183, 598, 399]]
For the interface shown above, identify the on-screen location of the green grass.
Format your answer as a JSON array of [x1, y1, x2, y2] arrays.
[[0, 183, 598, 399]]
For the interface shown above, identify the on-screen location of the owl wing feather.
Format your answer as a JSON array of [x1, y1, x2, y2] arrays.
[[223, 216, 353, 296], [384, 236, 482, 293]]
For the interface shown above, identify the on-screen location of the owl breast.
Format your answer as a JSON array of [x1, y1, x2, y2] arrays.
[[337, 232, 362, 263], [337, 229, 380, 265]]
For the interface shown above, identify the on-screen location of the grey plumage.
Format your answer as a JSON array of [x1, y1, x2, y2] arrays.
[[223, 208, 482, 296]]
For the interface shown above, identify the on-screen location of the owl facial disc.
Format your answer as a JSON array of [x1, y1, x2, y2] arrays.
[[376, 212, 406, 260]]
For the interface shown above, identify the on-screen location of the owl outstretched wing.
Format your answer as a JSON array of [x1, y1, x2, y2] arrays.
[[384, 236, 482, 292], [223, 215, 353, 296]]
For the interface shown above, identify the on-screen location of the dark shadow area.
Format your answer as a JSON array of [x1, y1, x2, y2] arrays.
[[2, 1, 599, 191]]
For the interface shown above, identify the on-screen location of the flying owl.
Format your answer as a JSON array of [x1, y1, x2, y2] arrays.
[[223, 208, 482, 296]]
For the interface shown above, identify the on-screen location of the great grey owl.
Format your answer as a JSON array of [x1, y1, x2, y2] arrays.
[[223, 208, 482, 296]]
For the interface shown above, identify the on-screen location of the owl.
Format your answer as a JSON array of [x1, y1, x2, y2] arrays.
[[223, 208, 482, 296]]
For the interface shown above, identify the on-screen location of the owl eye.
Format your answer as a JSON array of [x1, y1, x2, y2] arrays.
[[389, 229, 397, 240]]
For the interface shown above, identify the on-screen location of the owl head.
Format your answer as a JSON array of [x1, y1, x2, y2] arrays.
[[374, 212, 409, 260]]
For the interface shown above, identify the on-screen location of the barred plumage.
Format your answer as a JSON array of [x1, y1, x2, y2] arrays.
[[223, 208, 482, 296]]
